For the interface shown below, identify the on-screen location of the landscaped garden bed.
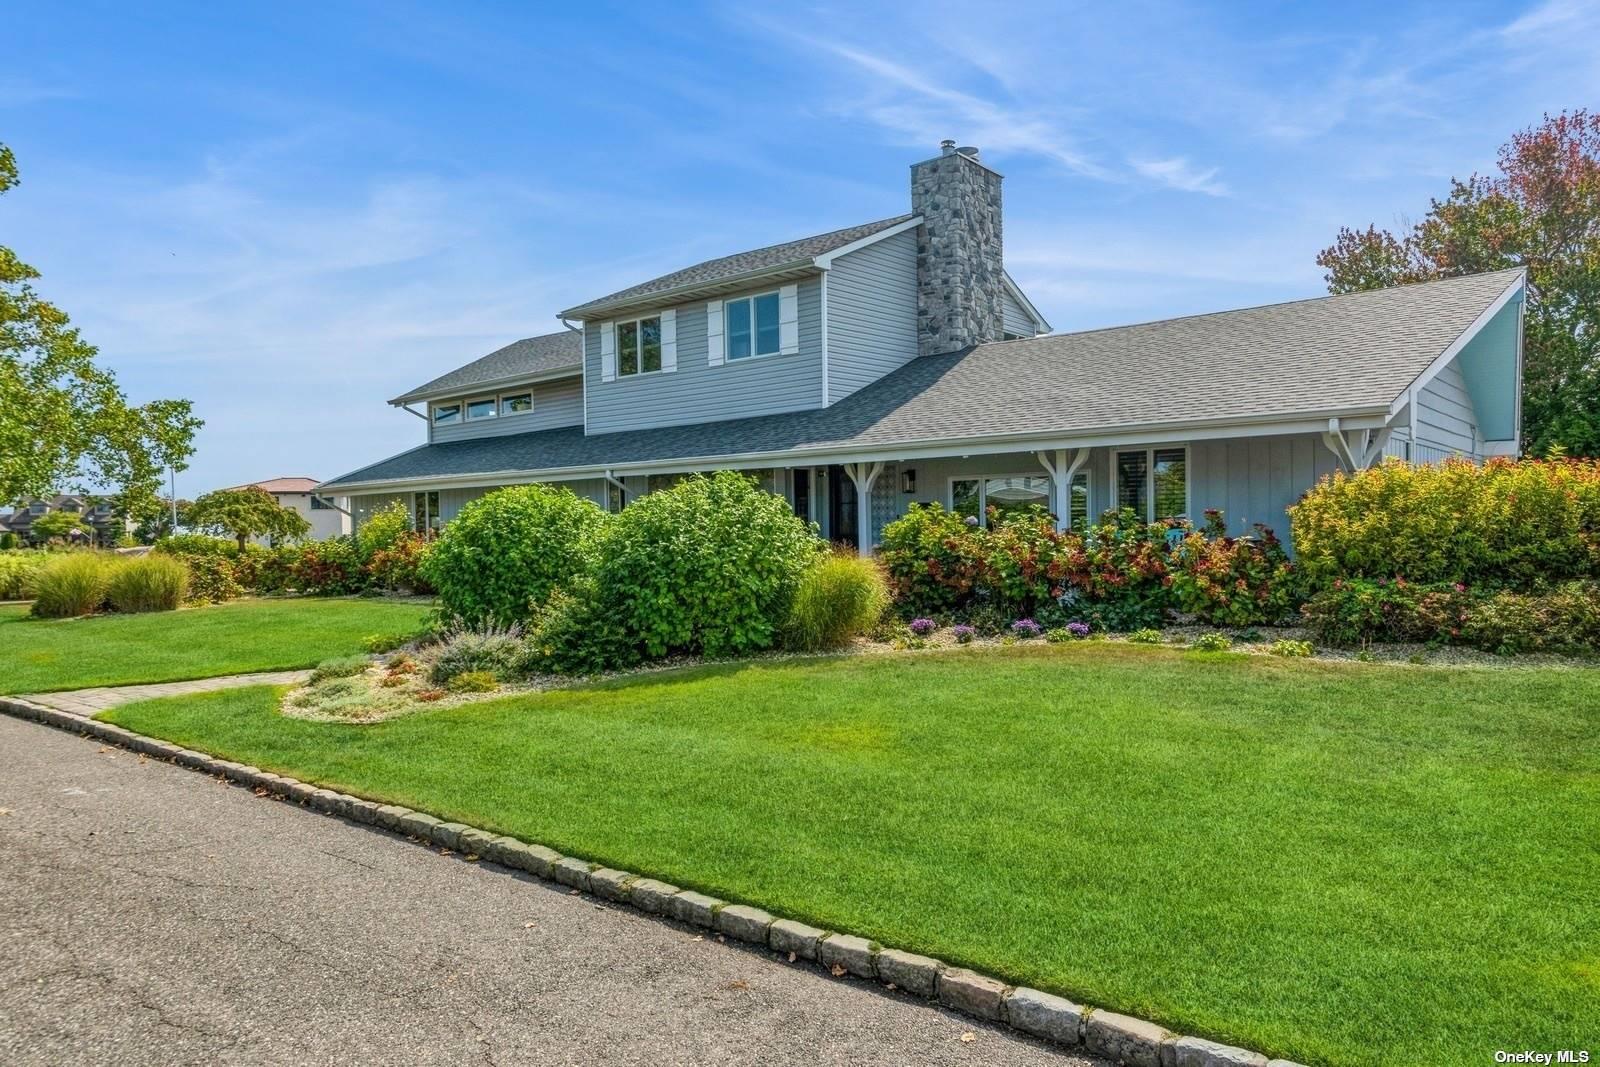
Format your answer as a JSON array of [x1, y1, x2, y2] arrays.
[[102, 641, 1600, 1067]]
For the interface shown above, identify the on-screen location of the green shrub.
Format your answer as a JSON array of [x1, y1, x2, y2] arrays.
[[423, 485, 607, 626], [1170, 511, 1300, 626], [357, 500, 413, 561], [427, 621, 525, 684], [1269, 639, 1314, 658], [446, 670, 498, 694], [181, 554, 245, 603], [365, 533, 434, 593], [154, 533, 238, 559], [309, 655, 370, 683], [362, 630, 420, 654], [31, 553, 119, 618], [106, 554, 188, 612], [1289, 457, 1600, 591], [1126, 628, 1163, 644], [0, 551, 46, 599], [291, 537, 365, 595], [1190, 632, 1233, 652], [520, 581, 632, 676], [593, 471, 821, 659], [1301, 578, 1471, 647], [0, 532, 15, 550], [878, 503, 986, 615], [1461, 582, 1600, 655], [784, 552, 889, 651]]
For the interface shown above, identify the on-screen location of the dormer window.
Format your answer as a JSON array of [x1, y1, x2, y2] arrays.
[[726, 292, 780, 360], [432, 403, 461, 426], [617, 316, 663, 376], [466, 397, 496, 421], [500, 392, 532, 415]]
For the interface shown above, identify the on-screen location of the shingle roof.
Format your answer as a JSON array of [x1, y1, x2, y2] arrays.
[[231, 477, 322, 494], [391, 331, 583, 404], [324, 269, 1524, 490], [559, 216, 915, 318]]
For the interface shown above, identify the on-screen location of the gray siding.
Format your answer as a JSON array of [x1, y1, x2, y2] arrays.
[[584, 278, 825, 435], [1002, 288, 1037, 337], [351, 480, 608, 531], [826, 229, 920, 404], [1414, 358, 1478, 458], [429, 375, 584, 444]]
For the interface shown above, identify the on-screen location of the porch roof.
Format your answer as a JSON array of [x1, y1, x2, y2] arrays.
[[322, 269, 1524, 492]]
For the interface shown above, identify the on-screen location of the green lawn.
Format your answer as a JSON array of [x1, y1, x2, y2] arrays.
[[1, 597, 431, 693], [102, 644, 1599, 1066]]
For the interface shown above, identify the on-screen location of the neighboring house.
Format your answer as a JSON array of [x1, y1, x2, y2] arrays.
[[0, 495, 132, 546], [225, 477, 350, 542], [321, 141, 1524, 554]]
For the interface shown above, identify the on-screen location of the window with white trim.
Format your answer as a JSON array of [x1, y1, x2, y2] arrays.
[[1115, 447, 1188, 521], [617, 315, 663, 376], [432, 403, 461, 426], [950, 474, 1051, 526], [500, 392, 532, 416], [466, 397, 496, 421], [726, 292, 780, 360]]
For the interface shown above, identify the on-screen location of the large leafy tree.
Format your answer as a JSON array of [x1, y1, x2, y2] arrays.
[[1316, 110, 1600, 456], [186, 486, 310, 550], [0, 142, 202, 514]]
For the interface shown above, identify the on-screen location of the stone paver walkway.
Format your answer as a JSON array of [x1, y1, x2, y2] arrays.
[[19, 670, 310, 717]]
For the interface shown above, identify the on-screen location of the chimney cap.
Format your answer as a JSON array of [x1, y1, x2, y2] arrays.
[[957, 146, 981, 160], [940, 139, 957, 155]]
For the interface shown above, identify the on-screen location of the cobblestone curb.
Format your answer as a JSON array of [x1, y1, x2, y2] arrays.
[[1, 694, 1305, 1067]]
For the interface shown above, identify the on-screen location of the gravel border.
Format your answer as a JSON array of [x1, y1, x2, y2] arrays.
[[1, 693, 1307, 1067]]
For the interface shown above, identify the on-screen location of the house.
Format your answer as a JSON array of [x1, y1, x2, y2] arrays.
[[321, 142, 1524, 555], [0, 495, 132, 546], [224, 478, 350, 542]]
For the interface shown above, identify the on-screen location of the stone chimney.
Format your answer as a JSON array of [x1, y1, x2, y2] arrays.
[[910, 141, 1004, 356]]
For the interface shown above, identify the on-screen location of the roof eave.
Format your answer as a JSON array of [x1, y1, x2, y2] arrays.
[[558, 259, 822, 322], [389, 365, 584, 406]]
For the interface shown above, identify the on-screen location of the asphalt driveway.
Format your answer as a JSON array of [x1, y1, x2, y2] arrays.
[[0, 714, 1102, 1066]]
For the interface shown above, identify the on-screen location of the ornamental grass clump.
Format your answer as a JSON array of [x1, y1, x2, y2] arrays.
[[427, 620, 524, 684], [783, 552, 890, 652], [106, 554, 189, 613], [30, 552, 119, 618], [0, 551, 46, 600]]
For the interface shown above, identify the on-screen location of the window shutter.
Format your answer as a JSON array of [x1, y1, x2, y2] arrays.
[[779, 284, 799, 354], [660, 308, 677, 373], [706, 299, 725, 367], [600, 322, 616, 382]]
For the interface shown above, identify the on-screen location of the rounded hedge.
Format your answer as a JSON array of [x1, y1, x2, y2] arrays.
[[422, 484, 608, 625], [593, 471, 821, 658]]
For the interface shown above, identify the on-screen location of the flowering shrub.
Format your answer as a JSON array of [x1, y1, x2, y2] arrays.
[[291, 538, 365, 595], [909, 617, 937, 636], [877, 503, 985, 615], [1067, 621, 1091, 639], [1170, 510, 1299, 626], [366, 533, 435, 593], [1289, 457, 1600, 591], [1010, 618, 1043, 639], [952, 624, 976, 644]]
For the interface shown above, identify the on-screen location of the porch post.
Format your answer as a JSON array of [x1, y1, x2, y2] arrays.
[[1036, 447, 1089, 531], [843, 461, 884, 557]]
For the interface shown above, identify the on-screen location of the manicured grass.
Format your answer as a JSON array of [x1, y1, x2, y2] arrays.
[[103, 645, 1600, 1066], [1, 598, 431, 693]]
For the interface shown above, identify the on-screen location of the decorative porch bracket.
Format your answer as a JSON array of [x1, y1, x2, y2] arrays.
[[1036, 447, 1092, 531], [842, 461, 885, 557], [1320, 418, 1394, 473]]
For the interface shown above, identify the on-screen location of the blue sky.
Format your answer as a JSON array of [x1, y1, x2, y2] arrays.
[[4, 0, 1597, 494]]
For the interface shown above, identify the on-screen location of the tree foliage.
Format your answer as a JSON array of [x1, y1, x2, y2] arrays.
[[186, 486, 311, 551], [1316, 110, 1600, 456], [0, 142, 202, 514], [29, 509, 89, 542]]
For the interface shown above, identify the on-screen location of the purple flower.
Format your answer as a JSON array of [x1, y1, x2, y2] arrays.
[[909, 617, 937, 636], [1010, 618, 1043, 638], [1066, 621, 1091, 638], [952, 624, 976, 644]]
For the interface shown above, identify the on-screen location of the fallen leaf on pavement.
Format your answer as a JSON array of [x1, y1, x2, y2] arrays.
[[829, 964, 846, 978], [960, 1031, 976, 1043], [725, 979, 749, 991]]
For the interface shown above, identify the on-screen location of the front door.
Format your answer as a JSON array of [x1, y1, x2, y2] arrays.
[[827, 465, 858, 548]]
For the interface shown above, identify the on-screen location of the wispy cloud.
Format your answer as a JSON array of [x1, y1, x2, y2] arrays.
[[1131, 156, 1229, 196]]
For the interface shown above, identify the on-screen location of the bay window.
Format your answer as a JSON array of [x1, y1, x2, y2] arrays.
[[1115, 447, 1188, 521]]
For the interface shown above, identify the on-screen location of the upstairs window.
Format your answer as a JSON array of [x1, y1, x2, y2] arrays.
[[726, 292, 780, 360], [466, 397, 497, 421], [432, 403, 461, 426], [617, 316, 663, 376], [1115, 447, 1188, 521], [500, 392, 532, 415], [309, 496, 332, 510]]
